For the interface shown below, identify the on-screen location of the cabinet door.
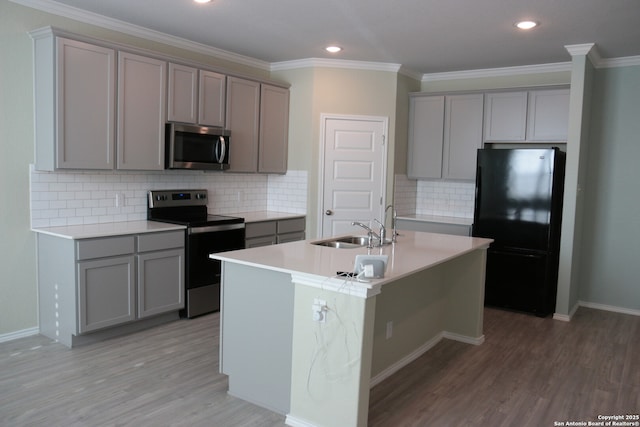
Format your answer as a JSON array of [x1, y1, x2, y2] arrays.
[[137, 249, 184, 318], [259, 84, 290, 173], [167, 63, 197, 124], [407, 95, 445, 179], [526, 89, 570, 141], [443, 94, 484, 180], [225, 76, 260, 172], [55, 38, 116, 170], [117, 52, 166, 170], [484, 91, 527, 141], [77, 255, 135, 333], [199, 70, 226, 127]]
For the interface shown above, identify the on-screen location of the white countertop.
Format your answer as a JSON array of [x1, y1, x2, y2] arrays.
[[212, 231, 492, 288], [234, 211, 305, 223], [32, 221, 186, 239], [396, 214, 473, 226]]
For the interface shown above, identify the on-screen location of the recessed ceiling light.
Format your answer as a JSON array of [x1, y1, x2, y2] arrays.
[[325, 46, 342, 53], [194, 0, 211, 3], [515, 20, 538, 30]]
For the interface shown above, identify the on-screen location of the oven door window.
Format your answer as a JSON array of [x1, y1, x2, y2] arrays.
[[187, 228, 245, 288]]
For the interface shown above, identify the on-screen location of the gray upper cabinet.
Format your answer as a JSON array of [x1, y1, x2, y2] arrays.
[[443, 94, 484, 180], [32, 33, 116, 171], [484, 88, 570, 142], [198, 70, 226, 127], [259, 84, 290, 174], [226, 76, 261, 172], [167, 63, 198, 124], [408, 95, 445, 179], [408, 93, 483, 180], [167, 64, 226, 127], [226, 77, 290, 174], [526, 89, 570, 141], [117, 51, 167, 170], [484, 91, 528, 142]]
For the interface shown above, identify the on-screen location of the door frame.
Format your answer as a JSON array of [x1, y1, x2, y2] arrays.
[[317, 113, 389, 238]]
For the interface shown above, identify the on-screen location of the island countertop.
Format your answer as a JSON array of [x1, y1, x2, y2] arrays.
[[211, 230, 492, 288], [216, 229, 493, 427]]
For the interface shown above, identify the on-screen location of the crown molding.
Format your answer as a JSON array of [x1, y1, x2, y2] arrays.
[[271, 58, 423, 81], [596, 55, 640, 69], [422, 61, 573, 82], [271, 58, 402, 73], [10, 0, 271, 71], [13, 0, 640, 79], [565, 43, 603, 67]]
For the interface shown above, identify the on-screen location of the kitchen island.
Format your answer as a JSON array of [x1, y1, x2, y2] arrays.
[[211, 230, 492, 427]]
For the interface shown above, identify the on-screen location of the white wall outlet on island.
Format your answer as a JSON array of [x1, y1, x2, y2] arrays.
[[312, 298, 327, 323]]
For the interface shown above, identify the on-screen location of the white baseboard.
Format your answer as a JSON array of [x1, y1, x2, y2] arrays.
[[369, 330, 483, 388], [442, 331, 485, 345], [0, 327, 39, 343], [369, 332, 444, 388], [554, 300, 639, 321], [553, 301, 579, 321], [285, 414, 318, 427], [579, 301, 640, 317]]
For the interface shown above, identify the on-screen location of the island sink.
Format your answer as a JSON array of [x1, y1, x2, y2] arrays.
[[311, 235, 368, 248], [311, 235, 392, 248]]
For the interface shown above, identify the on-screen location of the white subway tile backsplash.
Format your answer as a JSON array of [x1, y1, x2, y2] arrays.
[[415, 179, 475, 218], [392, 174, 474, 218], [29, 165, 308, 227]]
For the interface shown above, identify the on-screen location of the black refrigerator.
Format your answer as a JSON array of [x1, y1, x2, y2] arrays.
[[472, 148, 565, 317]]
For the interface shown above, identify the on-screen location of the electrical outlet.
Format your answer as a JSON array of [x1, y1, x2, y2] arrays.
[[386, 320, 393, 339], [115, 192, 125, 207], [312, 298, 327, 323]]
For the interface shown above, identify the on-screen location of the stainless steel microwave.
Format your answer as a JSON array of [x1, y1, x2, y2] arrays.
[[165, 123, 231, 171]]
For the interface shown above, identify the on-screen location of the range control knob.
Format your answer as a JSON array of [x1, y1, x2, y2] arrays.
[[155, 195, 167, 201], [196, 193, 207, 200]]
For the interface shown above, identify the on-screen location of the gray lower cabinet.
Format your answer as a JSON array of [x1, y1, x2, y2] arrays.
[[137, 232, 184, 318], [37, 230, 184, 347], [78, 255, 136, 334], [396, 218, 472, 236], [245, 216, 305, 248]]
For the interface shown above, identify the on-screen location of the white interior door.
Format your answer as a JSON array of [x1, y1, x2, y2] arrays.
[[320, 115, 387, 238]]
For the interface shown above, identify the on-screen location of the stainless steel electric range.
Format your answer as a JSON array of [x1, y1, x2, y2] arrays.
[[147, 189, 245, 318]]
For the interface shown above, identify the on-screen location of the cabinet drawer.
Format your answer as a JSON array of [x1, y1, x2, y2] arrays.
[[245, 221, 277, 239], [246, 235, 277, 248], [137, 230, 185, 252], [277, 231, 305, 244], [76, 236, 135, 261], [396, 219, 471, 236], [277, 217, 305, 234]]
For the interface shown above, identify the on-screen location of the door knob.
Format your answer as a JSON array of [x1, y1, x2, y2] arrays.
[[325, 210, 333, 215]]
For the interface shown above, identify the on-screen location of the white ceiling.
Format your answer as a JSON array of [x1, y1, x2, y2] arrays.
[[26, 0, 640, 74]]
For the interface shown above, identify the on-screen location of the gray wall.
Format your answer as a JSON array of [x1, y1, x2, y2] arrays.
[[580, 65, 640, 309]]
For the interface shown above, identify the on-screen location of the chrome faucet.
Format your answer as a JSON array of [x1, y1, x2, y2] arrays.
[[385, 204, 398, 242], [374, 218, 386, 243], [351, 221, 380, 248]]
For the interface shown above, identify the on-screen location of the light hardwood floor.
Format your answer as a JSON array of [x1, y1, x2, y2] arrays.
[[1, 307, 638, 426]]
